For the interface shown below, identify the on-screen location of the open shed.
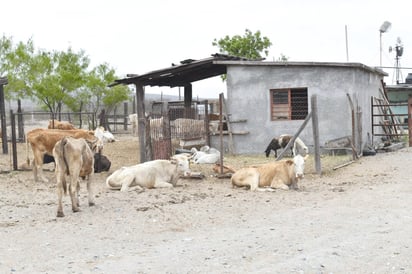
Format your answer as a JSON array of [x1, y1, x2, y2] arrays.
[[114, 53, 249, 162]]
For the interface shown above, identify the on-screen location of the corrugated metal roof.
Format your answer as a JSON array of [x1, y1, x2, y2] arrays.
[[113, 53, 252, 88]]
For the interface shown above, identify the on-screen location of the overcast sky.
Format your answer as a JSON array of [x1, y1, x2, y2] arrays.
[[2, 0, 411, 98]]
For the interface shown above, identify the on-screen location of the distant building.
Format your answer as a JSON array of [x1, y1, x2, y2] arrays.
[[385, 73, 412, 127]]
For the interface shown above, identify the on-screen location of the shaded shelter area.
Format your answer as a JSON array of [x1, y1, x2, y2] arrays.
[[112, 53, 251, 162]]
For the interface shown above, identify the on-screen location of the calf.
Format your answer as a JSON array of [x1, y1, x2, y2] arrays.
[[94, 153, 111, 173], [27, 152, 110, 173], [231, 155, 308, 191], [265, 134, 308, 158], [106, 154, 191, 192], [265, 135, 292, 158], [191, 146, 221, 164], [53, 136, 95, 217]]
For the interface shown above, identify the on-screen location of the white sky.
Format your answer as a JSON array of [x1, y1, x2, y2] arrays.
[[1, 0, 411, 98]]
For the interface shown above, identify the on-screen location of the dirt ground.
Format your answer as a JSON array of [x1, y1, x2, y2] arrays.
[[1, 135, 412, 274]]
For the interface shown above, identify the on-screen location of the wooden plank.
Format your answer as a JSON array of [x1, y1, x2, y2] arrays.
[[276, 111, 312, 161], [333, 161, 354, 170], [230, 119, 247, 123], [209, 131, 249, 135]]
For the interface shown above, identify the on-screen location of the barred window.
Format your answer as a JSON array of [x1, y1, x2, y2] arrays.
[[270, 88, 308, 120]]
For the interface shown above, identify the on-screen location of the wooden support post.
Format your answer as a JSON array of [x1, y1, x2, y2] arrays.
[[222, 95, 235, 154], [184, 84, 192, 118], [123, 102, 128, 131], [135, 82, 147, 163]]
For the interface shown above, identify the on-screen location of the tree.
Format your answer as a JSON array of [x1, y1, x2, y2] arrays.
[[84, 63, 131, 124], [212, 29, 273, 81], [212, 29, 272, 60], [0, 34, 13, 78], [0, 36, 131, 123], [29, 47, 90, 115], [0, 35, 35, 100]]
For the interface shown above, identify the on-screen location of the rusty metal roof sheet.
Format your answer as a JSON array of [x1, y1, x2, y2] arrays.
[[113, 53, 252, 87]]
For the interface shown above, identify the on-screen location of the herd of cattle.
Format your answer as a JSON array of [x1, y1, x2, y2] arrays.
[[23, 119, 309, 217]]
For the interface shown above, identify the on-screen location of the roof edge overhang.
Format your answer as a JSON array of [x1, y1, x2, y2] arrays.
[[213, 60, 389, 77]]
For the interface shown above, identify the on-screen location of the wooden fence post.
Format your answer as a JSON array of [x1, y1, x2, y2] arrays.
[[124, 102, 128, 131], [408, 97, 412, 147], [311, 95, 321, 174], [10, 110, 17, 170], [17, 99, 24, 142], [0, 77, 8, 154]]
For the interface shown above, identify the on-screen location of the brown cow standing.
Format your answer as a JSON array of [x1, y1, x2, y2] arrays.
[[26, 128, 99, 182], [53, 136, 95, 217], [48, 119, 76, 130]]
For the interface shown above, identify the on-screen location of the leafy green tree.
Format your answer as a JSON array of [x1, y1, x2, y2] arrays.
[[102, 84, 130, 113], [0, 35, 35, 100], [84, 63, 131, 122], [213, 29, 274, 80], [0, 36, 130, 123], [0, 34, 13, 77], [212, 29, 272, 60], [30, 47, 90, 115]]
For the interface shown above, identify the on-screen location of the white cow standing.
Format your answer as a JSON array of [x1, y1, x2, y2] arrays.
[[128, 113, 138, 136], [106, 154, 191, 192]]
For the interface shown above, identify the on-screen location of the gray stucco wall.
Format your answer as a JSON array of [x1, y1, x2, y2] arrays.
[[210, 63, 384, 155]]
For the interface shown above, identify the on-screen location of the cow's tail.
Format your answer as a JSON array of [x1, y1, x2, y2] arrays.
[[60, 137, 69, 195], [61, 137, 70, 176], [25, 135, 31, 166]]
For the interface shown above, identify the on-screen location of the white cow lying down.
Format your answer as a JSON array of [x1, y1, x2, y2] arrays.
[[231, 154, 308, 191], [191, 146, 221, 164], [105, 154, 191, 192]]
